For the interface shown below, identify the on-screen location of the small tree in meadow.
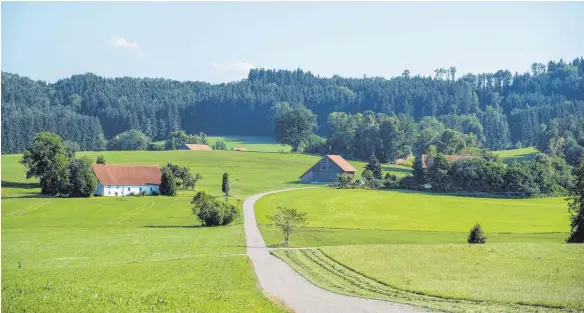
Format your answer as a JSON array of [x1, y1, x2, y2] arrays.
[[191, 191, 239, 226], [467, 223, 487, 244], [212, 140, 228, 150], [96, 155, 107, 164], [267, 206, 308, 247], [365, 154, 383, 180], [222, 172, 230, 202]]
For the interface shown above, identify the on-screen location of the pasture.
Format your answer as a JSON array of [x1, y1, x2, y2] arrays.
[[259, 188, 582, 312], [495, 146, 538, 162], [207, 136, 291, 153], [1, 149, 390, 313], [255, 188, 570, 247]]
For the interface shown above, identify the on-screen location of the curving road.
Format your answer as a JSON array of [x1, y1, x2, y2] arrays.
[[244, 188, 429, 313]]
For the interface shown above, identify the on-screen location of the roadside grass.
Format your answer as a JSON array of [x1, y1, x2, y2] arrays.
[[495, 147, 538, 162], [271, 248, 579, 313], [318, 244, 584, 311], [255, 188, 569, 247]]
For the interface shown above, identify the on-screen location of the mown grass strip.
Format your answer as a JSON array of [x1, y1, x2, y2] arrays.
[[271, 249, 577, 313]]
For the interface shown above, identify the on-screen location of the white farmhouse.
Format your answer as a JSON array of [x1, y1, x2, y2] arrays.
[[92, 164, 161, 196]]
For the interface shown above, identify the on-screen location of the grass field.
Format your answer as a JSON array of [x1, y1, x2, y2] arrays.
[[318, 244, 584, 311], [1, 149, 399, 313], [255, 188, 570, 247], [495, 147, 538, 162], [257, 187, 581, 312], [2, 147, 578, 312], [207, 136, 291, 153]]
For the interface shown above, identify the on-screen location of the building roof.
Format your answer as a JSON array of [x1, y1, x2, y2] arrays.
[[300, 155, 356, 178], [421, 153, 479, 168], [184, 144, 212, 151], [326, 155, 357, 172], [92, 164, 162, 186]]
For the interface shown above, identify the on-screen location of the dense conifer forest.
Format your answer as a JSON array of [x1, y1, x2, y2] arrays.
[[2, 57, 584, 155]]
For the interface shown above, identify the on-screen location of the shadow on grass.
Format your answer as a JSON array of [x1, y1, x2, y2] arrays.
[[1, 181, 39, 189], [143, 225, 203, 229], [2, 194, 53, 199]]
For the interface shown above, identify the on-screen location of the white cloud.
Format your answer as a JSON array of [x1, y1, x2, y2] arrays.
[[110, 35, 140, 49], [212, 61, 256, 80]]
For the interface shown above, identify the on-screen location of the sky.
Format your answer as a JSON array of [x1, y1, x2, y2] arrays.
[[2, 1, 584, 83]]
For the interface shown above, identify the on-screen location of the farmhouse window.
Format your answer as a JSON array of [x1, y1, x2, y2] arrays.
[[140, 187, 142, 191], [128, 188, 130, 191]]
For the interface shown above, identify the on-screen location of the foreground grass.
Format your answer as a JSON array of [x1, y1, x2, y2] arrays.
[[1, 192, 286, 312], [256, 188, 569, 247], [272, 247, 582, 313], [319, 244, 584, 311]]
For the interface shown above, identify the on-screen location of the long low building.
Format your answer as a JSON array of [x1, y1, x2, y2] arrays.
[[92, 164, 161, 196]]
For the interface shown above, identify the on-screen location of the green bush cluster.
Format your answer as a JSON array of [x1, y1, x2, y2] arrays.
[[191, 191, 239, 226]]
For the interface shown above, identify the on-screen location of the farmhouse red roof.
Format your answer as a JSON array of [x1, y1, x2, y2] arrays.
[[92, 164, 161, 186], [184, 144, 212, 151], [326, 155, 357, 172]]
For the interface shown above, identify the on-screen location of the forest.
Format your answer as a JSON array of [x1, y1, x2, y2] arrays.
[[2, 57, 584, 156]]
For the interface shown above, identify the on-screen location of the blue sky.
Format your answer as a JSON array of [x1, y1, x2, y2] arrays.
[[2, 2, 583, 83]]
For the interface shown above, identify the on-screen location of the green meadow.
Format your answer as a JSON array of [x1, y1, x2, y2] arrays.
[[207, 136, 291, 153], [495, 146, 538, 162], [2, 146, 581, 312], [255, 188, 570, 247], [259, 188, 582, 312], [1, 149, 395, 313]]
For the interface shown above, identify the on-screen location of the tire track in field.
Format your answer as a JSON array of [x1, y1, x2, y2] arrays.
[[109, 200, 155, 225], [3, 199, 51, 217]]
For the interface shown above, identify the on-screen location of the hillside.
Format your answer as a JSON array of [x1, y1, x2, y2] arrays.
[[2, 57, 584, 154]]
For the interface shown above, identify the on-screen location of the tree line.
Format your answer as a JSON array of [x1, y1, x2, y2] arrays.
[[3, 57, 584, 154]]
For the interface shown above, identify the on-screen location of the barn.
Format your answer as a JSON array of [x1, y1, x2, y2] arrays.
[[180, 144, 212, 151], [300, 155, 356, 183], [92, 164, 162, 196]]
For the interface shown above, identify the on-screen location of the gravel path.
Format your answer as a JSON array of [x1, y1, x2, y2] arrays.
[[244, 188, 429, 313]]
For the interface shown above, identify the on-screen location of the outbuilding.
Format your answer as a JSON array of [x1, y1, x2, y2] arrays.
[[180, 144, 212, 151], [300, 155, 356, 183], [92, 164, 161, 196]]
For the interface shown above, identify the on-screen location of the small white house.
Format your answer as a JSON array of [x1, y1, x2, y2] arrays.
[[92, 164, 161, 197]]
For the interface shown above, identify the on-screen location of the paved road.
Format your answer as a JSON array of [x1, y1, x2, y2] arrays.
[[244, 188, 429, 313]]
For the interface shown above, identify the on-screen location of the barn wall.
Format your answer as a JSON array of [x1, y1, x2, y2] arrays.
[[301, 157, 345, 183]]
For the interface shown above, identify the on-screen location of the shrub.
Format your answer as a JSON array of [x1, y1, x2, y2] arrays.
[[468, 223, 487, 244], [191, 191, 239, 226], [335, 173, 355, 189], [139, 190, 147, 196], [212, 140, 228, 150], [151, 190, 159, 196], [398, 175, 418, 189]]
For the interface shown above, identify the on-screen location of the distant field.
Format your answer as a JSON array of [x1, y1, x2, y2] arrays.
[[207, 136, 291, 153], [255, 188, 569, 247], [495, 147, 538, 162]]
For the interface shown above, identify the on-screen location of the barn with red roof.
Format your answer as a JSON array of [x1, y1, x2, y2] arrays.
[[300, 155, 356, 183]]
